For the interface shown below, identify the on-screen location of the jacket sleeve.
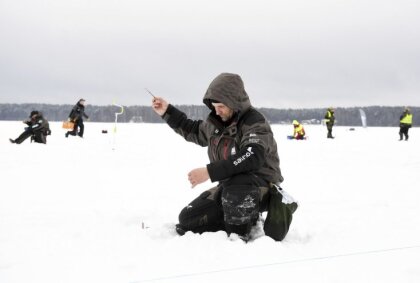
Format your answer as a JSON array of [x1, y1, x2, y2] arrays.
[[206, 115, 271, 182], [31, 119, 46, 132], [162, 104, 209, 147], [206, 143, 265, 182]]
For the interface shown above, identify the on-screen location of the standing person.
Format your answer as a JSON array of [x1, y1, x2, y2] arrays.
[[9, 111, 51, 144], [292, 120, 306, 140], [324, 107, 335, 139], [151, 73, 297, 241], [66, 99, 89, 138], [399, 107, 413, 141]]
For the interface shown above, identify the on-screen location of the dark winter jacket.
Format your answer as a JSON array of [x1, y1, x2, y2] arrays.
[[162, 73, 283, 185], [69, 102, 89, 121], [25, 114, 51, 135]]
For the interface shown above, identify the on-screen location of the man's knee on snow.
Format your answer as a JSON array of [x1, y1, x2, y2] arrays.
[[222, 185, 259, 225], [178, 190, 210, 225], [221, 175, 260, 235], [178, 188, 224, 234]]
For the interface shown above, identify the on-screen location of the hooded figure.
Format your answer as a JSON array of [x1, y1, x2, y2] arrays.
[[66, 99, 89, 138], [152, 73, 297, 241], [10, 111, 51, 144], [292, 120, 306, 140]]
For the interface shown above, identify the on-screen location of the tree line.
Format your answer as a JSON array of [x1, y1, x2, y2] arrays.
[[0, 103, 418, 127]]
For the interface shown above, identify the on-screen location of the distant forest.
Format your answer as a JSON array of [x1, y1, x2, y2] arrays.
[[0, 103, 418, 127]]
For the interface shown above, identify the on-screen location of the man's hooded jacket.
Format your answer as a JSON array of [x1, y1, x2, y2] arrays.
[[25, 111, 50, 136], [162, 73, 283, 185]]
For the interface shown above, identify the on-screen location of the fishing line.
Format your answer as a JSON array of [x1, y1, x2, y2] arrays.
[[131, 244, 420, 283]]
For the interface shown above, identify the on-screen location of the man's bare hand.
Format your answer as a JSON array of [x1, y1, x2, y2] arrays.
[[152, 97, 169, 116], [188, 167, 210, 188]]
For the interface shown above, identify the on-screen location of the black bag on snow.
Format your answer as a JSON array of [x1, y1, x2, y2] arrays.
[[264, 184, 298, 241]]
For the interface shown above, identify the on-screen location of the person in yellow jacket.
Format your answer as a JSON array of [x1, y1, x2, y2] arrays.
[[292, 120, 306, 140], [324, 107, 335, 139], [399, 107, 413, 141]]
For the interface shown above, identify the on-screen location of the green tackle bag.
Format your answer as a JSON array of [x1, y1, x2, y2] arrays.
[[264, 184, 298, 241]]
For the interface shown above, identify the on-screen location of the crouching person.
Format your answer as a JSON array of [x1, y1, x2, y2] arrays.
[[152, 73, 297, 241], [9, 111, 51, 144]]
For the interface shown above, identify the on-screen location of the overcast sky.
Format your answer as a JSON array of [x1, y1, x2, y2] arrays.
[[0, 0, 419, 108]]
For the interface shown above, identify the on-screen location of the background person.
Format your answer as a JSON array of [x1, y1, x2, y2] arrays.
[[324, 107, 335, 139], [9, 111, 51, 144], [292, 120, 306, 140], [66, 99, 89, 138], [399, 107, 413, 141]]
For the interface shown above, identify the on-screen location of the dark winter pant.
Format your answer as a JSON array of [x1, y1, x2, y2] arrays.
[[327, 124, 334, 138], [178, 174, 270, 236], [399, 124, 410, 140], [67, 119, 84, 137], [14, 129, 47, 144]]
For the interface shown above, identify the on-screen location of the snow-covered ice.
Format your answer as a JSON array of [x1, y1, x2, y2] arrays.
[[1, 121, 419, 283]]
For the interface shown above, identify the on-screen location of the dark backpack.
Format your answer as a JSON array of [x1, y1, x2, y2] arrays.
[[264, 184, 298, 241]]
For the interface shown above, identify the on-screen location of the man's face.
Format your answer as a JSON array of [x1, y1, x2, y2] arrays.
[[212, 102, 234, 122]]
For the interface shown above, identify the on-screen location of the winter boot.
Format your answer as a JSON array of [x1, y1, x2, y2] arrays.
[[175, 224, 187, 236]]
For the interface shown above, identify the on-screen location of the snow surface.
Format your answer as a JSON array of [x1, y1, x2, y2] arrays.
[[1, 121, 419, 283]]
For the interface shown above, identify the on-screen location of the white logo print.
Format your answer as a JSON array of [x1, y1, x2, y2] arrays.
[[249, 133, 260, 144], [233, 147, 254, 166]]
